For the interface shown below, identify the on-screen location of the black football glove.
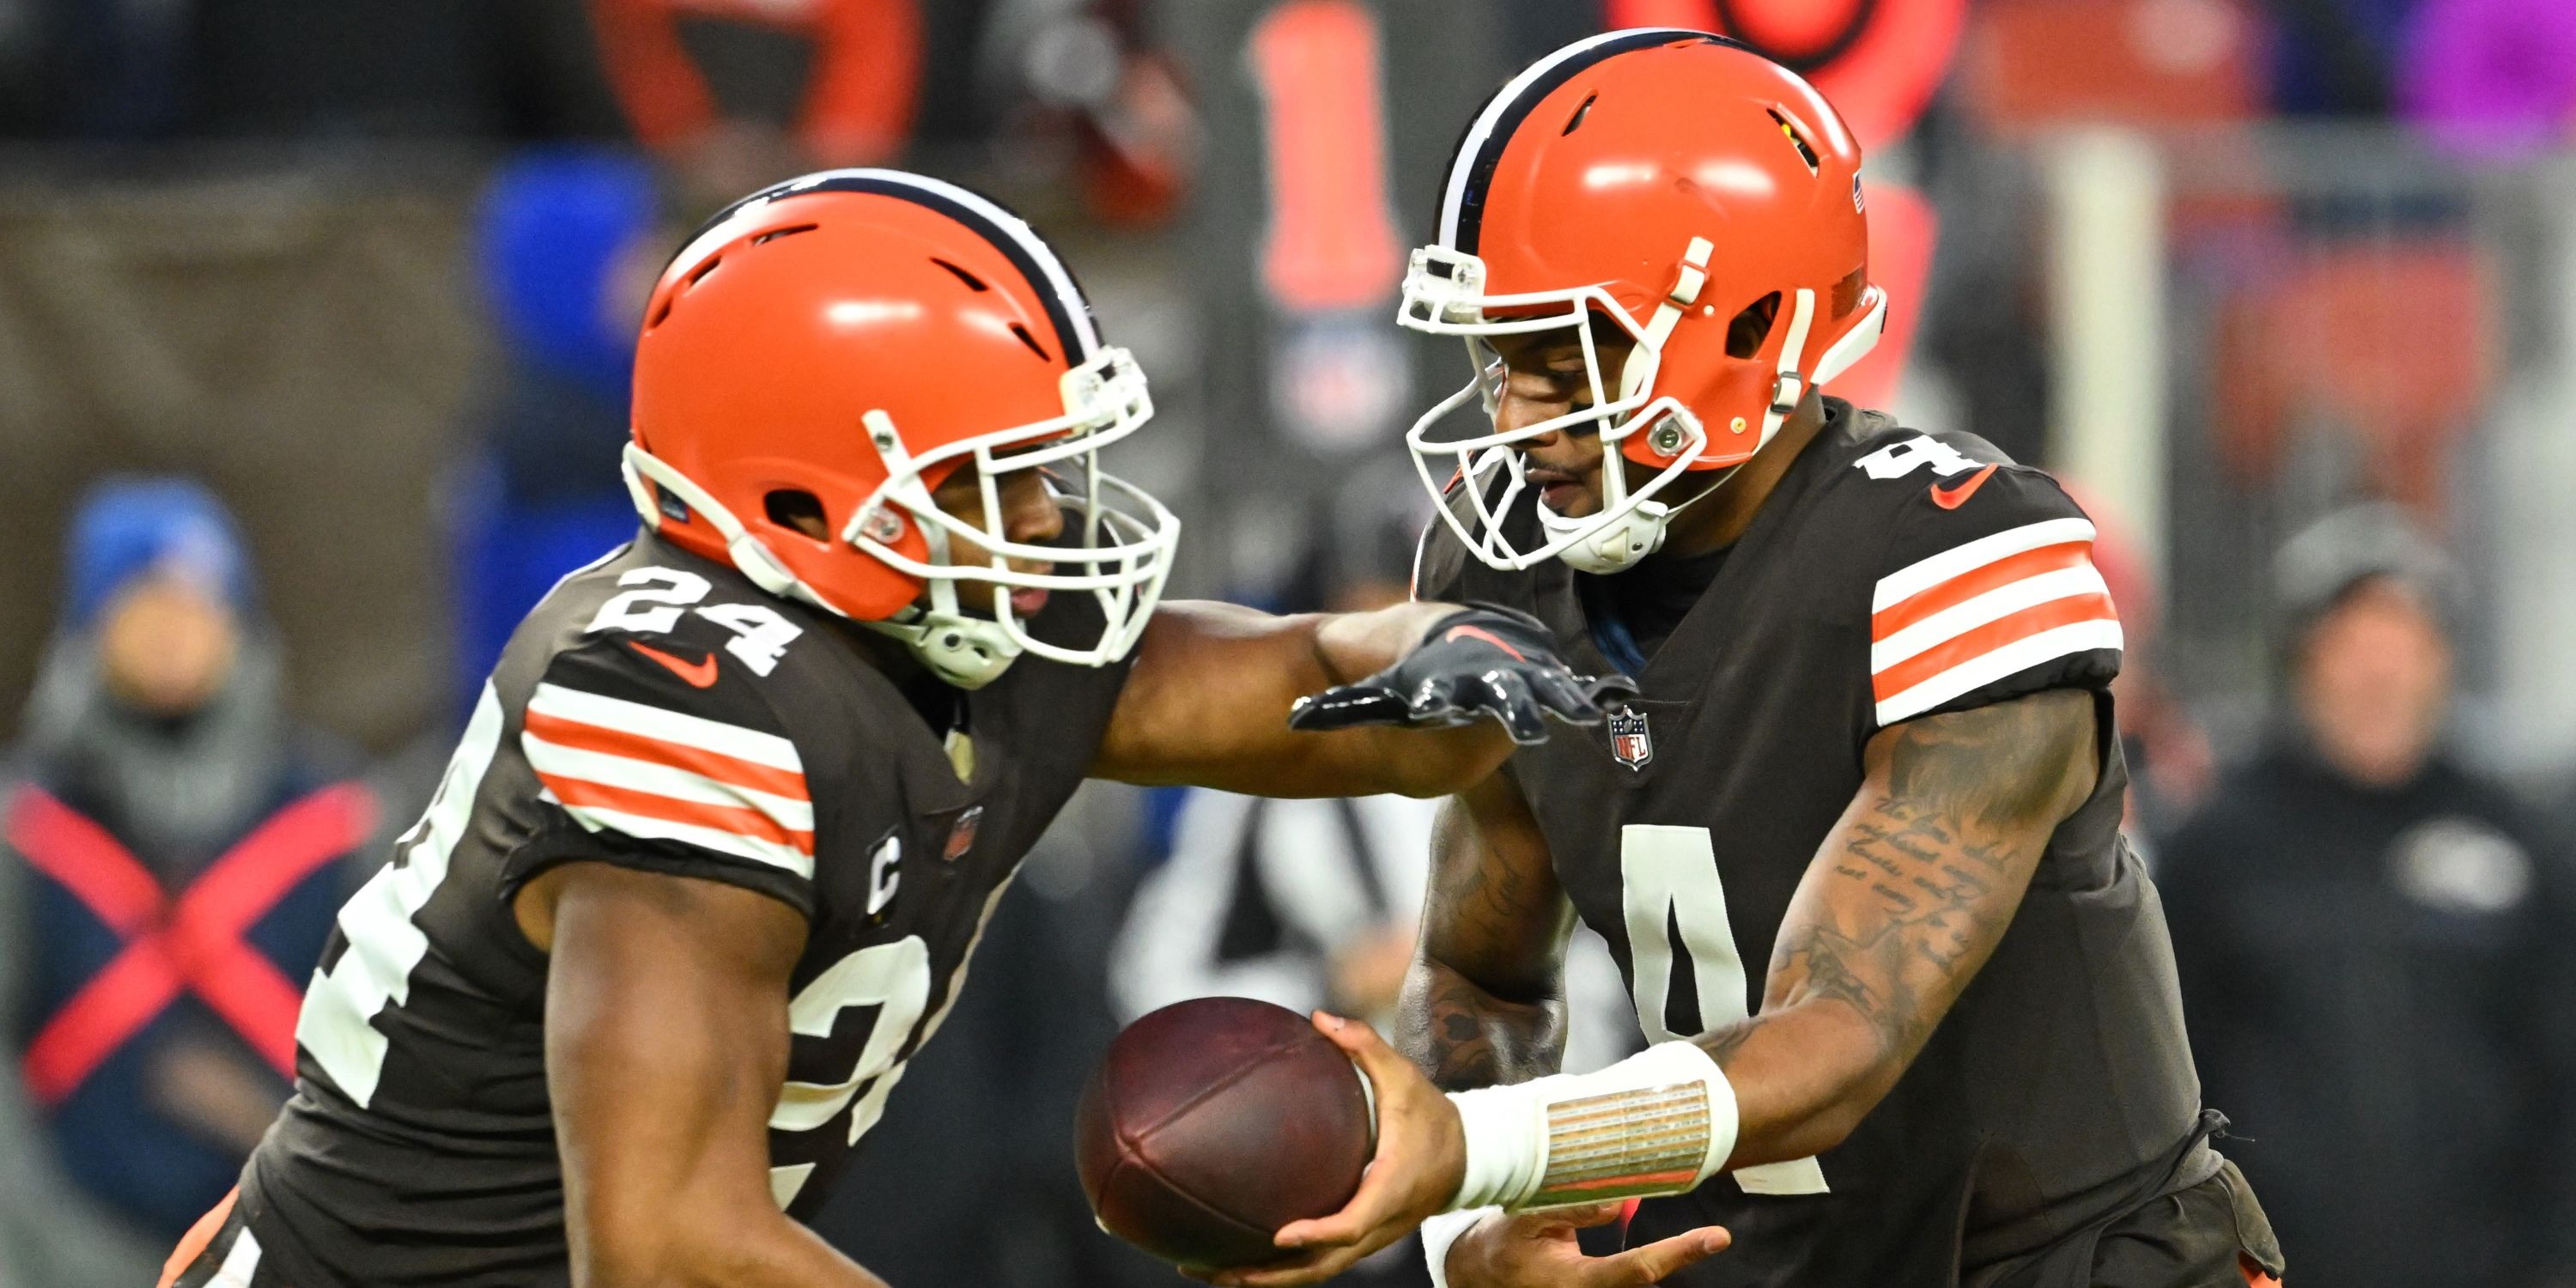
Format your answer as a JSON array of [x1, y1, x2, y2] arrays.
[[1287, 604, 1638, 745]]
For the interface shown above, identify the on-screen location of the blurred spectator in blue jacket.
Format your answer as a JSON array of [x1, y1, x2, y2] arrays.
[[2157, 506, 2576, 1288], [450, 147, 670, 700], [0, 478, 376, 1285]]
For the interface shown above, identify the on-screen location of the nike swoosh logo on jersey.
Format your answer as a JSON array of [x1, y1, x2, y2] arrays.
[[629, 641, 719, 688], [1929, 462, 2000, 510]]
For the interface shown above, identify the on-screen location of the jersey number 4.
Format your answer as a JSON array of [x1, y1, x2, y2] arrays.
[[1620, 825, 1830, 1195], [1855, 434, 1979, 480]]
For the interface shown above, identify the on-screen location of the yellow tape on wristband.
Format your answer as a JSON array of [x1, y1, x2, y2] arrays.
[[1529, 1081, 1715, 1206]]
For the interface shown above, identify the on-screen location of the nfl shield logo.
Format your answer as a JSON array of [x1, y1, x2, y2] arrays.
[[1608, 709, 1653, 771]]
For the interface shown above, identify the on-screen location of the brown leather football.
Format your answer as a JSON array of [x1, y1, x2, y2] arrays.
[[1075, 997, 1375, 1270]]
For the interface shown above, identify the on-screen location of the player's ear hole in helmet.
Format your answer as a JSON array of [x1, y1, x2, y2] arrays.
[[622, 168, 1180, 690], [763, 489, 829, 540]]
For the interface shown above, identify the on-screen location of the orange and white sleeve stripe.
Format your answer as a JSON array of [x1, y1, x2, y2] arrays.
[[1869, 518, 2123, 726], [521, 683, 814, 878]]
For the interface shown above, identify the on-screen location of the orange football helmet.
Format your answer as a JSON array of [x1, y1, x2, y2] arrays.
[[1400, 31, 1886, 573], [623, 170, 1178, 687]]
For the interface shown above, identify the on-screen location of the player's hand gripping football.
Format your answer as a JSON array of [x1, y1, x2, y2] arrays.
[[1287, 604, 1636, 745], [1188, 1012, 1463, 1288], [1194, 1013, 1734, 1288]]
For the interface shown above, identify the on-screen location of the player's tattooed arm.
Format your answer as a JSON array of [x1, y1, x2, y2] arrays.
[[1395, 766, 1577, 1091], [1697, 688, 2100, 1167]]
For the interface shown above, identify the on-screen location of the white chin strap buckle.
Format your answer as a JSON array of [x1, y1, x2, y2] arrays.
[[1544, 497, 1671, 575], [893, 611, 1021, 690], [865, 526, 1028, 690], [1770, 369, 1805, 416]]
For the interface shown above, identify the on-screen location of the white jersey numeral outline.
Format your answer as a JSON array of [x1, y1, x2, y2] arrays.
[[766, 936, 934, 1207], [1619, 824, 1829, 1195], [297, 683, 507, 1107], [586, 566, 805, 677], [1854, 434, 1981, 481]]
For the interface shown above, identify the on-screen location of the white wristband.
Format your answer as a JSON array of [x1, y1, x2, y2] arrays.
[[1445, 1041, 1736, 1212], [1419, 1206, 1496, 1288]]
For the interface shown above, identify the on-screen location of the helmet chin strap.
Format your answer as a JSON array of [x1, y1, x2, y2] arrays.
[[623, 446, 829, 611], [851, 415, 1026, 690], [1549, 283, 1819, 575], [1543, 237, 1708, 576], [625, 440, 1026, 690], [1759, 287, 1818, 451], [860, 569, 1024, 691], [1541, 493, 1672, 574], [1540, 463, 1737, 574]]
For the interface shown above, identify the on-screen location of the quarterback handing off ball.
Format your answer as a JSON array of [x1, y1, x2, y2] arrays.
[[1076, 998, 1375, 1270]]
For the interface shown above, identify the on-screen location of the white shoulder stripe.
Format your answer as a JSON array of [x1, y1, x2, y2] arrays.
[[527, 682, 802, 772], [556, 799, 816, 878], [524, 734, 814, 829], [1871, 565, 2111, 673], [1874, 620, 2124, 726], [1872, 517, 2097, 611]]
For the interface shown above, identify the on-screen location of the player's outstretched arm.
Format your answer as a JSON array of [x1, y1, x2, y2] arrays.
[[1091, 599, 1631, 799], [1213, 689, 2097, 1288], [525, 862, 893, 1288]]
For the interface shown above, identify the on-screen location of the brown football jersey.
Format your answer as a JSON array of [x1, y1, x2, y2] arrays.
[[1415, 400, 2212, 1285], [229, 532, 1130, 1286]]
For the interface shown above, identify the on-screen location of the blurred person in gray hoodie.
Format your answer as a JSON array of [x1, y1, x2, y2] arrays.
[[2157, 505, 2576, 1288], [0, 477, 378, 1286]]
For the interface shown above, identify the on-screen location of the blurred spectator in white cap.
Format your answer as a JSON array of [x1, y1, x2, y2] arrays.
[[0, 477, 381, 1286], [2155, 503, 2576, 1288]]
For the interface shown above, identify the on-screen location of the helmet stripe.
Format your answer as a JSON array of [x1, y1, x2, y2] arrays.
[[1437, 27, 1721, 255], [683, 168, 1102, 363]]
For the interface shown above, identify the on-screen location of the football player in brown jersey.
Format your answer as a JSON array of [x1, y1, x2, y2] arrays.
[[1230, 32, 2282, 1288], [154, 170, 1629, 1288]]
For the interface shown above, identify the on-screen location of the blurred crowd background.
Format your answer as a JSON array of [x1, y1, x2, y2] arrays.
[[4, 0, 2576, 1285]]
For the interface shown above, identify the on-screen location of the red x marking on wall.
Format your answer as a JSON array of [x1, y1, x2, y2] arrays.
[[10, 782, 374, 1107]]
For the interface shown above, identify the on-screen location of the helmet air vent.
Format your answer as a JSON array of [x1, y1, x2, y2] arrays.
[[1007, 322, 1050, 361], [1562, 93, 1598, 136], [763, 488, 828, 536], [1726, 291, 1782, 359], [752, 223, 820, 246], [931, 258, 991, 292], [1765, 108, 1820, 174], [644, 248, 734, 331]]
